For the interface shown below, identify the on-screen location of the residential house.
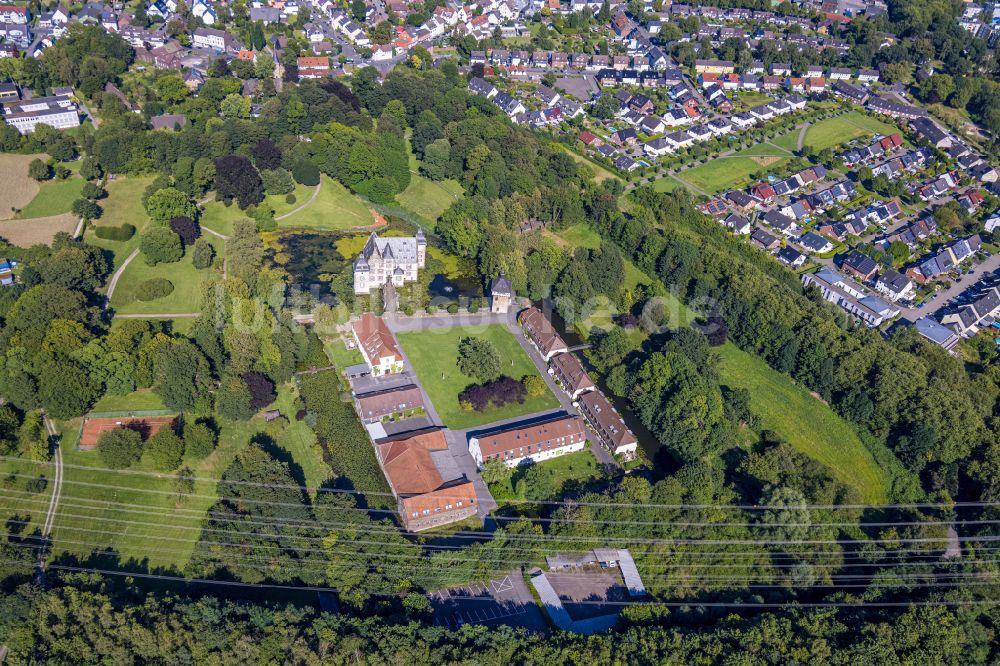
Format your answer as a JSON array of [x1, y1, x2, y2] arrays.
[[750, 227, 781, 250], [762, 209, 798, 236], [777, 246, 806, 267], [723, 213, 751, 234], [296, 56, 329, 79], [802, 268, 900, 327], [941, 287, 1000, 336], [799, 231, 834, 254], [841, 251, 879, 282], [577, 390, 638, 458], [519, 307, 568, 361], [874, 269, 916, 302], [549, 352, 594, 399], [914, 316, 960, 351]]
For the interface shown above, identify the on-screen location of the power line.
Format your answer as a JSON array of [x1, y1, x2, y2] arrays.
[[0, 455, 989, 511], [3, 555, 1000, 608], [2, 491, 987, 565], [0, 475, 982, 542], [4, 511, 994, 577], [4, 538, 999, 589], [2, 481, 985, 534]]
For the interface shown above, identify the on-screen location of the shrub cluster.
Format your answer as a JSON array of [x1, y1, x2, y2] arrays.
[[135, 278, 174, 301], [459, 376, 526, 412], [94, 223, 136, 241]]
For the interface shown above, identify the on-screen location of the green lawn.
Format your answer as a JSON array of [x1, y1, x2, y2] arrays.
[[200, 179, 362, 237], [716, 342, 889, 503], [556, 223, 601, 249], [803, 111, 903, 152], [109, 235, 222, 314], [680, 155, 789, 194], [396, 173, 463, 223], [396, 325, 560, 429], [19, 177, 86, 218], [272, 382, 332, 496], [50, 405, 324, 570], [91, 389, 167, 414], [561, 145, 621, 184], [324, 335, 365, 368], [771, 130, 802, 153], [85, 176, 155, 272], [488, 450, 602, 501], [651, 177, 684, 193], [0, 454, 54, 543], [277, 176, 374, 230]]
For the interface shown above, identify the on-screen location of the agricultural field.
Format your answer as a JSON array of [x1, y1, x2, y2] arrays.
[[716, 342, 889, 503], [18, 177, 85, 219], [0, 214, 78, 247], [109, 235, 223, 314], [396, 174, 463, 223], [802, 111, 903, 152], [0, 153, 44, 220], [396, 325, 560, 430]]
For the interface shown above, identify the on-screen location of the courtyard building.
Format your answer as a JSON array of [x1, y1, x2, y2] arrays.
[[468, 415, 587, 468]]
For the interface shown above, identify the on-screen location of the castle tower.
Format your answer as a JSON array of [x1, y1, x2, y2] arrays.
[[415, 227, 426, 268]]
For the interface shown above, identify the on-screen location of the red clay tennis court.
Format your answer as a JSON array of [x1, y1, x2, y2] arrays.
[[79, 416, 177, 450]]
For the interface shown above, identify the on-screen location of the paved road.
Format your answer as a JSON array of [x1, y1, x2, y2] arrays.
[[103, 247, 139, 311], [275, 181, 322, 221], [37, 413, 63, 572], [898, 252, 1000, 322]]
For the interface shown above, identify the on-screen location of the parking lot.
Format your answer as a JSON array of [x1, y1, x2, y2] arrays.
[[430, 573, 546, 631], [544, 568, 629, 621]]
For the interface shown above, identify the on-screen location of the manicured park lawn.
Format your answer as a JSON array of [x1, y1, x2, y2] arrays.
[[202, 176, 373, 235], [396, 173, 463, 223], [716, 342, 889, 503], [18, 177, 85, 218], [488, 450, 602, 501], [771, 129, 803, 153], [278, 176, 373, 230], [396, 325, 560, 430], [803, 111, 903, 152], [109, 235, 223, 314], [85, 176, 155, 271]]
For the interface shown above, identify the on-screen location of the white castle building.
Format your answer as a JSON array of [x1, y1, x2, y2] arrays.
[[353, 230, 427, 294]]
